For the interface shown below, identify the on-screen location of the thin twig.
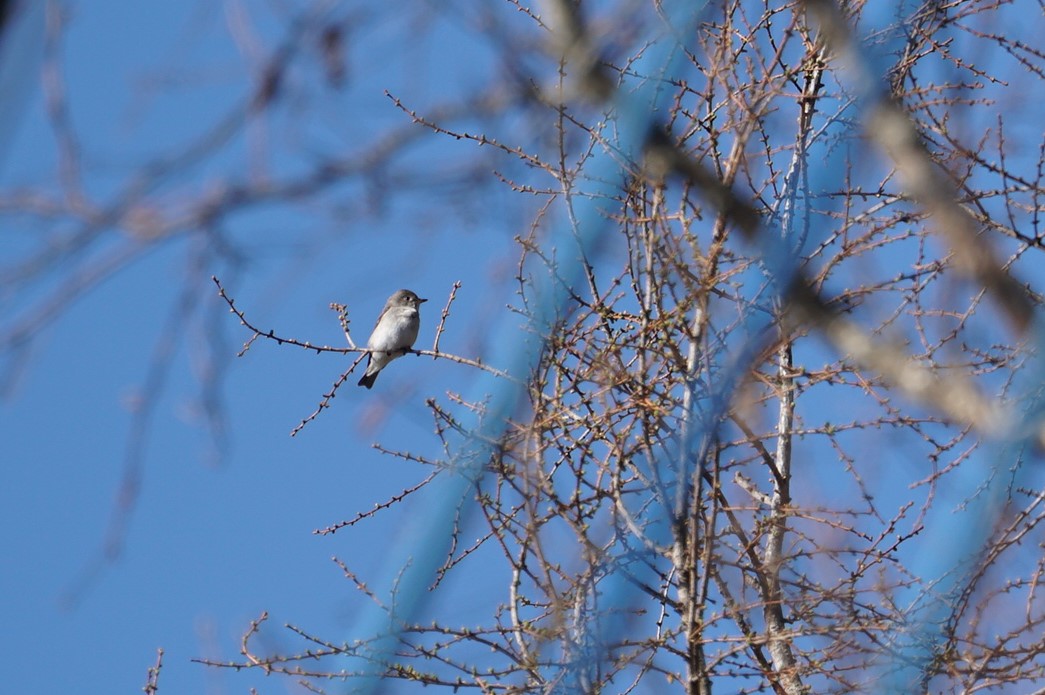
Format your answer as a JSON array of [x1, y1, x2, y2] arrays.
[[433, 281, 461, 353]]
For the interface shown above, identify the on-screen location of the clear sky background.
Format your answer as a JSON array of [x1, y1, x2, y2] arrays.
[[1, 2, 528, 693], [3, 1, 1044, 694]]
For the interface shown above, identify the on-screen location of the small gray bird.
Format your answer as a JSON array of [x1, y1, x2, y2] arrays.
[[357, 289, 427, 389]]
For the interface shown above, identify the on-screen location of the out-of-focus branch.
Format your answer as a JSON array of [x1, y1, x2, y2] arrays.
[[644, 129, 1018, 445], [61, 256, 209, 609], [803, 0, 1037, 335], [0, 9, 517, 380]]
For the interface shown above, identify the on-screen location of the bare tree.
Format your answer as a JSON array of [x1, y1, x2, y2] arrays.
[[6, 0, 1044, 693], [194, 2, 1045, 693]]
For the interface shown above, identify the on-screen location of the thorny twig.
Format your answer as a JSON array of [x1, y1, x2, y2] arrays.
[[213, 276, 517, 435]]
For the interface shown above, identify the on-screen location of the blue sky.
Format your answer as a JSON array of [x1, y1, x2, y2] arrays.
[[3, 1, 1044, 693], [1, 2, 525, 693]]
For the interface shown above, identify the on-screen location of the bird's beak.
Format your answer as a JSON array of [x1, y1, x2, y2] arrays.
[[419, 298, 428, 303]]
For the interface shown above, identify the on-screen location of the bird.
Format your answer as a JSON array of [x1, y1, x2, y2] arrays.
[[357, 289, 427, 389]]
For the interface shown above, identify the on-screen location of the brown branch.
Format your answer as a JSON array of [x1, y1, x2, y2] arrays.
[[433, 280, 461, 353], [803, 0, 1037, 335]]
